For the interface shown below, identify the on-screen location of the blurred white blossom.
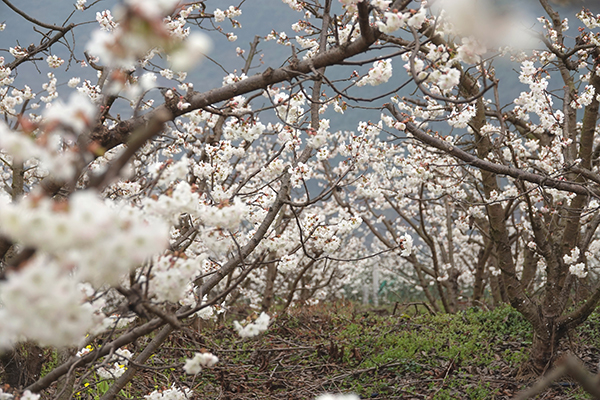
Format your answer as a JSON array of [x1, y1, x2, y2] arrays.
[[183, 352, 219, 374], [233, 312, 270, 338]]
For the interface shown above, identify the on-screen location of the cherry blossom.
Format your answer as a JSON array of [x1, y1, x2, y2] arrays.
[[376, 11, 408, 34], [45, 55, 64, 69], [0, 255, 98, 348], [371, 0, 391, 10], [233, 312, 270, 338], [144, 385, 192, 400], [214, 9, 226, 23], [96, 348, 134, 379], [183, 352, 219, 374], [455, 37, 487, 64], [356, 59, 393, 87], [87, 1, 210, 70]]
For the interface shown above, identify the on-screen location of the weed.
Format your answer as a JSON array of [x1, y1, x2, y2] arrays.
[[40, 349, 58, 378], [465, 381, 499, 399]]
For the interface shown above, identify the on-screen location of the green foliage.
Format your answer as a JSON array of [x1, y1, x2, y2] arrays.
[[464, 381, 500, 399], [576, 309, 600, 349], [335, 304, 531, 371], [40, 349, 58, 378], [76, 377, 136, 400], [562, 386, 594, 400]]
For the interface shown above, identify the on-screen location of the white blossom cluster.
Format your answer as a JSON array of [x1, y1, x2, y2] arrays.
[[87, 0, 211, 71], [183, 352, 219, 374], [456, 37, 487, 64], [150, 254, 205, 303], [45, 55, 64, 69], [96, 10, 117, 31], [0, 255, 99, 348], [282, 0, 303, 11], [268, 87, 306, 124], [0, 190, 170, 287], [142, 181, 199, 224], [223, 118, 266, 142], [213, 6, 242, 23], [0, 390, 39, 400], [577, 9, 600, 30], [144, 385, 192, 400], [357, 59, 393, 87], [564, 247, 587, 279], [233, 312, 270, 338], [200, 197, 249, 230], [97, 348, 134, 379], [40, 72, 58, 104], [0, 57, 13, 86], [9, 46, 27, 59], [400, 233, 413, 257], [376, 11, 408, 34]]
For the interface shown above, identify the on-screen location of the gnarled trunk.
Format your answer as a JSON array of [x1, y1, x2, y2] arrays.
[[530, 331, 556, 373], [529, 317, 562, 372]]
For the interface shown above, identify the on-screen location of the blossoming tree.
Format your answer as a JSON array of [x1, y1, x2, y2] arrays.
[[1, 0, 600, 396], [349, 0, 600, 372]]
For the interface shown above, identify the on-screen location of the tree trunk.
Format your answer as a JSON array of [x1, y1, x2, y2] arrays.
[[529, 316, 567, 373], [472, 242, 491, 303], [372, 264, 380, 307], [443, 269, 460, 312], [282, 258, 317, 312], [410, 256, 440, 312], [530, 330, 556, 373], [261, 261, 278, 312], [489, 274, 503, 307], [520, 246, 538, 292]]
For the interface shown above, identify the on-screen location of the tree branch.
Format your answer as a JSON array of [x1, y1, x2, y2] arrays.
[[384, 103, 598, 197], [1, 0, 71, 31], [94, 3, 380, 150]]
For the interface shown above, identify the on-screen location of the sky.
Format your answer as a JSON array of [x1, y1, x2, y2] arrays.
[[1, 0, 599, 132]]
